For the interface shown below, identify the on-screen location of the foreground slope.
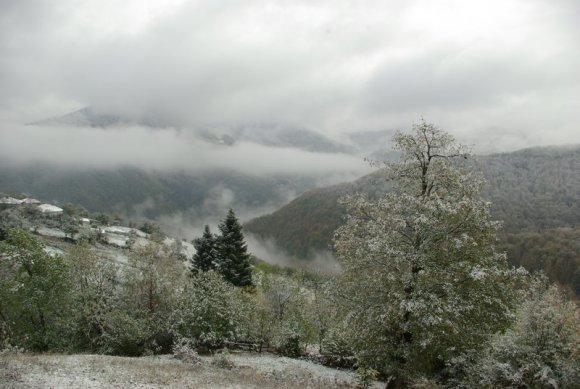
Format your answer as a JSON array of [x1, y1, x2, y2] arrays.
[[0, 352, 382, 389]]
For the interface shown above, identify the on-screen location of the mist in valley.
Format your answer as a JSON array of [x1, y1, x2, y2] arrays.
[[0, 0, 578, 299]]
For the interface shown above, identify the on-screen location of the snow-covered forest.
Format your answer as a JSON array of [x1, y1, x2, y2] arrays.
[[1, 123, 578, 388]]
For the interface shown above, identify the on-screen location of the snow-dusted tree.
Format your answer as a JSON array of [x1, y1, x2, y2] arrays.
[[334, 121, 523, 384], [190, 225, 219, 275], [170, 270, 248, 349], [66, 243, 120, 352], [260, 272, 313, 356], [118, 242, 187, 355], [465, 281, 580, 388], [216, 209, 253, 287], [0, 228, 72, 351]]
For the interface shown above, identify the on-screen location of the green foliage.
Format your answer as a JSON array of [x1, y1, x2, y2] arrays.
[[0, 228, 72, 351], [190, 210, 253, 287], [320, 325, 357, 368], [66, 243, 121, 352], [191, 225, 219, 274], [244, 146, 580, 295], [334, 122, 524, 382], [217, 209, 253, 287], [245, 184, 350, 258], [500, 227, 580, 295], [170, 271, 248, 349], [480, 146, 580, 232], [278, 329, 301, 357], [0, 166, 305, 220], [464, 281, 580, 388], [355, 367, 379, 389], [234, 270, 329, 356], [138, 221, 161, 235], [93, 213, 110, 226], [121, 242, 187, 354]]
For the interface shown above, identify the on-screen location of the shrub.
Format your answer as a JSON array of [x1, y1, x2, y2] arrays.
[[212, 349, 234, 369], [278, 329, 301, 357], [465, 283, 580, 388], [320, 326, 356, 368], [172, 338, 201, 364], [355, 367, 379, 389]]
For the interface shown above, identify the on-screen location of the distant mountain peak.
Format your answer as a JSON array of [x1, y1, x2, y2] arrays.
[[30, 106, 126, 128], [29, 107, 353, 154]]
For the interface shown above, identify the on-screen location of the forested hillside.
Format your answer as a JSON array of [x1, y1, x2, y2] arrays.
[[245, 175, 380, 258], [480, 146, 580, 231], [245, 145, 580, 294], [2, 125, 578, 388], [0, 165, 315, 221]]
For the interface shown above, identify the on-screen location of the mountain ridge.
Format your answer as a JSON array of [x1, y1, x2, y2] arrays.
[[245, 144, 580, 255]]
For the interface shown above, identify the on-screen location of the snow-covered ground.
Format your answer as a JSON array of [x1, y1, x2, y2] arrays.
[[0, 352, 383, 388], [103, 226, 148, 238], [35, 227, 67, 239]]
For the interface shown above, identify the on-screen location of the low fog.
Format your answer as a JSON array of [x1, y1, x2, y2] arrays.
[[1, 0, 579, 267], [0, 124, 369, 176]]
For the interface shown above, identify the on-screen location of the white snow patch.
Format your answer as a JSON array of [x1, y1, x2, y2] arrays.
[[103, 234, 128, 247], [43, 246, 65, 257], [22, 198, 41, 204], [36, 227, 67, 238], [37, 203, 63, 214], [104, 226, 147, 237], [0, 196, 23, 204]]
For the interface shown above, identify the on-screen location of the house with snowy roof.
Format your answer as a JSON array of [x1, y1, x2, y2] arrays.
[[37, 204, 64, 215], [0, 196, 23, 205]]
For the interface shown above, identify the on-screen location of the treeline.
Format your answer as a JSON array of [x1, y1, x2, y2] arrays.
[[0, 227, 329, 357], [245, 145, 580, 295], [499, 227, 580, 296], [480, 146, 580, 232], [0, 165, 306, 219], [1, 130, 579, 387], [2, 226, 577, 388]]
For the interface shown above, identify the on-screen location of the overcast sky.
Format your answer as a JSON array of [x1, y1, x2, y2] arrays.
[[1, 0, 579, 153]]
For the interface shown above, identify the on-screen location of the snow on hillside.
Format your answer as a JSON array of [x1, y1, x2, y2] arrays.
[[0, 352, 384, 389]]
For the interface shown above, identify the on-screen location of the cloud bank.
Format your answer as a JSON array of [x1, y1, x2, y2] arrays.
[[0, 124, 369, 176], [0, 0, 578, 153]]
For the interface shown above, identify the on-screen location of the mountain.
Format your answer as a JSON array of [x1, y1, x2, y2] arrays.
[[244, 145, 580, 294], [246, 145, 580, 257], [0, 165, 324, 237], [31, 106, 127, 128], [478, 145, 580, 231], [245, 172, 389, 258], [31, 107, 349, 154], [6, 108, 362, 232]]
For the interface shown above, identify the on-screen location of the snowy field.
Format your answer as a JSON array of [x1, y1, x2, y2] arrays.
[[0, 352, 383, 388]]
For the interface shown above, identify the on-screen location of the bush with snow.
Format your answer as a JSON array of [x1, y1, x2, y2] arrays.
[[172, 338, 201, 364], [464, 282, 579, 388]]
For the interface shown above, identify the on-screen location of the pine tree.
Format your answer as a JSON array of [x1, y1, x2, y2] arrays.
[[216, 209, 253, 287], [191, 225, 219, 275], [334, 121, 523, 384]]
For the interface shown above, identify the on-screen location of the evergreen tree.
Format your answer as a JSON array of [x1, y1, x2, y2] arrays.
[[334, 121, 523, 384], [217, 209, 253, 287], [191, 225, 219, 275]]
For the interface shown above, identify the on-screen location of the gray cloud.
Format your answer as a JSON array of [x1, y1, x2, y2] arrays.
[[361, 51, 558, 113], [0, 124, 370, 175], [0, 0, 579, 153]]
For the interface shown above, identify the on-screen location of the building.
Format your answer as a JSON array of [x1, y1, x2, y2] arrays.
[[37, 204, 64, 215]]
